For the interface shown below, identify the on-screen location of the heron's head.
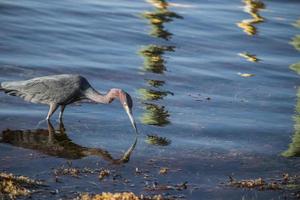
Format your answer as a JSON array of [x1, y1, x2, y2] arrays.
[[116, 89, 138, 133]]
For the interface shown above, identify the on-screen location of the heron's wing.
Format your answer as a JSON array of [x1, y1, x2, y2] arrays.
[[1, 79, 52, 104], [0, 75, 84, 104]]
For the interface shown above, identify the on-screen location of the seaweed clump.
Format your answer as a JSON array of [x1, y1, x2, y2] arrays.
[[226, 174, 300, 191], [0, 172, 43, 199], [54, 167, 81, 177], [80, 192, 167, 200], [80, 192, 138, 200], [98, 169, 110, 180], [227, 176, 279, 190]]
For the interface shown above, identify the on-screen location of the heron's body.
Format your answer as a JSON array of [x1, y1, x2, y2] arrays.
[[1, 74, 90, 105], [0, 74, 137, 132]]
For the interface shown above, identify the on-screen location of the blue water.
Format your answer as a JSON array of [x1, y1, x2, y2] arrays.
[[0, 0, 300, 199]]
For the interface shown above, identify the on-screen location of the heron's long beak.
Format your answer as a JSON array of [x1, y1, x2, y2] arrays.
[[124, 105, 138, 134]]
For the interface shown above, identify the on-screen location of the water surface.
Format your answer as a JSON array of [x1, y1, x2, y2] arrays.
[[0, 0, 300, 199]]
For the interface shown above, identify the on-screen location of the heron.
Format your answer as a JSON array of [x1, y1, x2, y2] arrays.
[[0, 74, 137, 133]]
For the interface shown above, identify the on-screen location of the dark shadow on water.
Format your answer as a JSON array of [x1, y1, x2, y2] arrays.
[[0, 121, 138, 164]]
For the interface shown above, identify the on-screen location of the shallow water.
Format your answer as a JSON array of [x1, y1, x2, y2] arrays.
[[0, 0, 300, 199]]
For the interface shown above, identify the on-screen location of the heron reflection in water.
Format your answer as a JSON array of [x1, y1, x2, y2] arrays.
[[0, 121, 138, 164]]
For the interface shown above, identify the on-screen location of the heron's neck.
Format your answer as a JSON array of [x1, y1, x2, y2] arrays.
[[84, 88, 117, 104]]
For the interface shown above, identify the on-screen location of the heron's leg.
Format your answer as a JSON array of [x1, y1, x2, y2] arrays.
[[59, 105, 66, 121], [46, 120, 55, 144], [35, 119, 46, 129], [46, 103, 59, 121], [58, 120, 66, 134]]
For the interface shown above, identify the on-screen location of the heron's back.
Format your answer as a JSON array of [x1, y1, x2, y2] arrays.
[[0, 74, 91, 105]]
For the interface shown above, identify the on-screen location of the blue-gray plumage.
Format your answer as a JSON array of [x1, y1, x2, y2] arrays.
[[0, 74, 137, 132]]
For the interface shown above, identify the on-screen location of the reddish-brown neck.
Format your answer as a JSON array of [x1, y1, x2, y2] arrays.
[[84, 88, 121, 104]]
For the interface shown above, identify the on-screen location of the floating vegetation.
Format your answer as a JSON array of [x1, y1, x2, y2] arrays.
[[226, 174, 300, 191], [145, 181, 188, 191], [80, 192, 139, 200], [237, 72, 255, 77], [227, 177, 278, 190], [238, 52, 260, 62], [54, 167, 81, 177], [53, 165, 101, 178], [79, 192, 172, 200], [98, 169, 110, 181], [146, 134, 171, 146], [0, 172, 44, 199], [159, 167, 169, 175]]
